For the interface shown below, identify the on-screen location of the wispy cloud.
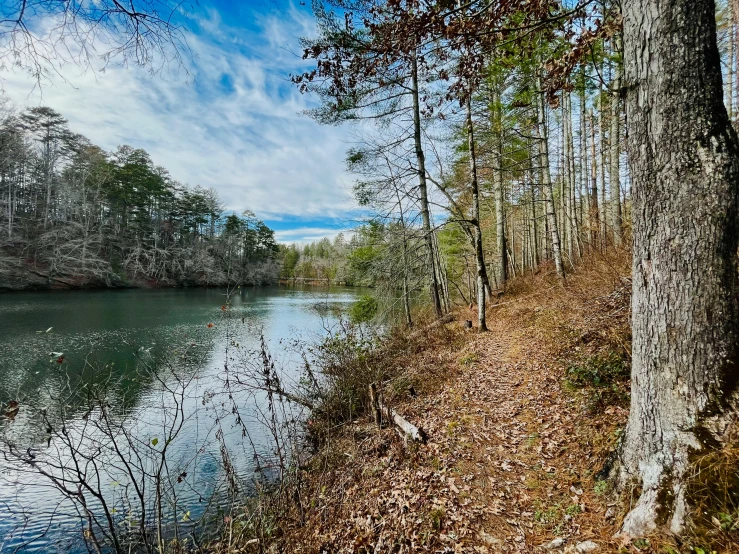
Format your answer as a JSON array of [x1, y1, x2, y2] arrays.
[[0, 2, 357, 225], [273, 227, 353, 245]]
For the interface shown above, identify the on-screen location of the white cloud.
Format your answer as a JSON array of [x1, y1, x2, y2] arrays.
[[274, 227, 354, 245], [0, 4, 357, 220]]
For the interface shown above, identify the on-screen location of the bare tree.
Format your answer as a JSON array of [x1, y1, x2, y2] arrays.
[[0, 0, 189, 81]]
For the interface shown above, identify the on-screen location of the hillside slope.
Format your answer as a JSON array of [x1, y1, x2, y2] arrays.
[[226, 253, 738, 554]]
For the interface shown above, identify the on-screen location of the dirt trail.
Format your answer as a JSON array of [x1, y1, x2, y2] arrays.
[[285, 310, 628, 553]]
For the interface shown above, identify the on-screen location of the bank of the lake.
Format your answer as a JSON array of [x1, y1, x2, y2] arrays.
[[0, 258, 280, 292], [222, 258, 728, 554]]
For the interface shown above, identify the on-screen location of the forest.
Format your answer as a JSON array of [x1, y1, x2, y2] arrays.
[[1, 0, 739, 551], [285, 0, 739, 542], [283, 1, 634, 327], [0, 104, 280, 290]]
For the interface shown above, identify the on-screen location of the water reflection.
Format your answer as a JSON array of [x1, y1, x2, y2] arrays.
[[0, 286, 359, 553]]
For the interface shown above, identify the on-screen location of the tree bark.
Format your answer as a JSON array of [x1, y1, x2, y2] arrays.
[[610, 35, 624, 246], [599, 85, 608, 248], [589, 109, 599, 248], [411, 54, 443, 317], [491, 85, 508, 288], [466, 99, 488, 331], [727, 6, 734, 121], [580, 76, 590, 242], [394, 183, 413, 328], [529, 165, 540, 267], [537, 74, 565, 280], [562, 95, 573, 262], [618, 0, 739, 537], [734, 0, 739, 128]]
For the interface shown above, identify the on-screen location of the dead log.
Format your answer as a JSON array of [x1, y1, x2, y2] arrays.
[[383, 405, 427, 443], [369, 383, 427, 443]]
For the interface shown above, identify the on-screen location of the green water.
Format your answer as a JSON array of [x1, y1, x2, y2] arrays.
[[0, 286, 361, 553]]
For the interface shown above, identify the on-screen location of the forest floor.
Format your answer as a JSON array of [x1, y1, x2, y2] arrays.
[[236, 250, 737, 554]]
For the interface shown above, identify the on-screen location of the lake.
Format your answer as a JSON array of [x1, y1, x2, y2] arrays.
[[0, 286, 361, 553]]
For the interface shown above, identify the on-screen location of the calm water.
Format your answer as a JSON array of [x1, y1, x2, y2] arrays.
[[0, 286, 360, 553]]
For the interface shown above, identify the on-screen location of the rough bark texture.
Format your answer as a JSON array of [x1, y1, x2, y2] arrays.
[[580, 83, 590, 238], [467, 99, 488, 331], [619, 0, 739, 537], [492, 87, 508, 289], [560, 94, 575, 260], [599, 83, 608, 248], [588, 109, 600, 248]]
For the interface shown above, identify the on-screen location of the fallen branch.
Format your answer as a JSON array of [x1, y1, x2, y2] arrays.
[[369, 383, 427, 443]]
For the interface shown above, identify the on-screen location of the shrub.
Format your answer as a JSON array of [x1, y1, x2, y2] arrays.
[[349, 295, 378, 323], [566, 350, 629, 388], [565, 350, 630, 411]]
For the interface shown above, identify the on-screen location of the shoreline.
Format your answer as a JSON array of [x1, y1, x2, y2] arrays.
[[0, 269, 283, 293]]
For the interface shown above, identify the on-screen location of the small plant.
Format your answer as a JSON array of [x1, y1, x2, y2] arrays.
[[534, 504, 560, 525], [565, 350, 630, 410], [524, 433, 540, 449], [594, 480, 609, 495], [430, 507, 445, 531], [458, 351, 479, 366], [717, 511, 738, 531], [633, 537, 650, 550], [524, 476, 541, 490], [566, 350, 629, 388], [565, 503, 582, 516]]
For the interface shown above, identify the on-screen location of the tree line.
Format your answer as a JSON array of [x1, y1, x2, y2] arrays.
[[0, 102, 280, 289], [291, 0, 633, 328]]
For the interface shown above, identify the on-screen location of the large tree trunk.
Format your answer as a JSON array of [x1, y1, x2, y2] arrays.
[[494, 157, 507, 287], [562, 95, 573, 262], [618, 0, 739, 537], [588, 109, 600, 248], [599, 86, 608, 249], [580, 77, 590, 243], [411, 54, 443, 318], [491, 85, 508, 289], [529, 165, 540, 268], [393, 185, 413, 328]]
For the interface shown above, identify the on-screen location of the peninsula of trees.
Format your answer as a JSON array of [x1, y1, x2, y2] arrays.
[[0, 104, 279, 290]]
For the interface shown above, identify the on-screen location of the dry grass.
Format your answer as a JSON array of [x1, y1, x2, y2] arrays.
[[681, 429, 739, 553]]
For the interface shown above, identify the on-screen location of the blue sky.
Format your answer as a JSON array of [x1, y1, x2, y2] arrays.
[[0, 0, 361, 244]]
